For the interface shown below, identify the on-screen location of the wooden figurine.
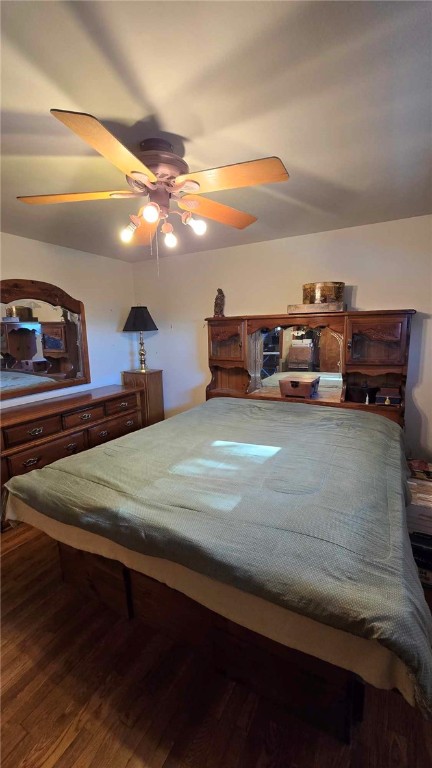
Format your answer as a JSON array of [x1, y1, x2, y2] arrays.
[[213, 288, 225, 317]]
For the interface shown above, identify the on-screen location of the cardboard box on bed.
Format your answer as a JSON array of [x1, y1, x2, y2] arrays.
[[279, 375, 320, 398]]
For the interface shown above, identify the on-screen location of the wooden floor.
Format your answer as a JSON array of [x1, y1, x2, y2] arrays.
[[1, 526, 431, 768]]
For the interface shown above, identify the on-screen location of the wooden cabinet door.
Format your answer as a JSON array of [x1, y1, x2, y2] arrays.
[[346, 315, 408, 366], [209, 321, 246, 362]]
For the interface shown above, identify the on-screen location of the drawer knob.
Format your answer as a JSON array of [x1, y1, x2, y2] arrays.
[[125, 419, 134, 427], [66, 443, 78, 452], [99, 430, 108, 438], [28, 427, 43, 436], [80, 413, 91, 421], [119, 402, 128, 408], [23, 457, 40, 468]]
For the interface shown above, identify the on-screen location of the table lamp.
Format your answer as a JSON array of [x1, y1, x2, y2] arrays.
[[122, 306, 158, 372]]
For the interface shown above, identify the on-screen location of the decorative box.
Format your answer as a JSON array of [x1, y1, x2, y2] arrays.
[[279, 375, 320, 398], [287, 302, 345, 313], [302, 282, 345, 304], [286, 345, 313, 369], [375, 387, 401, 406], [15, 306, 34, 321]]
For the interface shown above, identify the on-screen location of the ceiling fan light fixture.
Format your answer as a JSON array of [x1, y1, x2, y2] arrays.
[[142, 201, 160, 223], [120, 220, 138, 243], [188, 217, 207, 236], [164, 231, 178, 248]]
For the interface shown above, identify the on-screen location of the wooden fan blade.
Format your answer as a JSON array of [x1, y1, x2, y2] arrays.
[[50, 109, 157, 182], [175, 157, 288, 194], [17, 191, 140, 205], [178, 195, 256, 229], [133, 216, 159, 245]]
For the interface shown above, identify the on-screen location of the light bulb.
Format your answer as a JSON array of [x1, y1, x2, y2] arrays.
[[142, 202, 160, 223], [164, 231, 177, 248], [120, 222, 137, 243], [188, 217, 207, 235]]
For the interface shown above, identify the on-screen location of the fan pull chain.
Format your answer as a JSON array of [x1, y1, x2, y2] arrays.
[[155, 227, 160, 277]]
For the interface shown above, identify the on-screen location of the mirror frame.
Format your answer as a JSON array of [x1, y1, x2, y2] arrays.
[[0, 278, 91, 401]]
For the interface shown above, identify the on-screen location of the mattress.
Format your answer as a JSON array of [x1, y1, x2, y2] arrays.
[[5, 397, 432, 716]]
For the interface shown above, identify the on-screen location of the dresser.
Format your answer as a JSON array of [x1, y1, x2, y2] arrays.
[[1, 381, 164, 503]]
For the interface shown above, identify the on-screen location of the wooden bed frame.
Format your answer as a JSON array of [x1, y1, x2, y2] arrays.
[[58, 541, 365, 743]]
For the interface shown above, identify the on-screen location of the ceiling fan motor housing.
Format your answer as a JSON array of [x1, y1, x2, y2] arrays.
[[126, 138, 192, 202], [138, 138, 190, 181]]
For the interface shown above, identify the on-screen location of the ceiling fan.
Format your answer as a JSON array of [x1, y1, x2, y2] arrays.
[[18, 110, 290, 248]]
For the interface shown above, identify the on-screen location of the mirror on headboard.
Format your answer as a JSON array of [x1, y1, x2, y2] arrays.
[[260, 325, 343, 397], [0, 279, 91, 400]]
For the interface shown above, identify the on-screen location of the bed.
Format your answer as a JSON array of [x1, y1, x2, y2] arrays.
[[0, 369, 57, 392], [4, 397, 432, 725]]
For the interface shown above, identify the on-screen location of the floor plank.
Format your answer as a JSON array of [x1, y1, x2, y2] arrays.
[[1, 525, 431, 768]]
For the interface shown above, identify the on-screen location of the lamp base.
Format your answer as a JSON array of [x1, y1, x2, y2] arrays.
[[139, 330, 147, 372]]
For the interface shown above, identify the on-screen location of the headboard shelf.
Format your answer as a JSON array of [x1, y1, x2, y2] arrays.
[[206, 309, 415, 426]]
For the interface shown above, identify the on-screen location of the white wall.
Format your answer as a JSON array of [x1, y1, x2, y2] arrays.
[[132, 215, 432, 459], [2, 218, 431, 457], [0, 232, 136, 408]]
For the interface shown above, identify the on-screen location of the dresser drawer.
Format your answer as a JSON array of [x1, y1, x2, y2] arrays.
[[105, 394, 138, 417], [88, 412, 140, 448], [8, 432, 85, 476], [4, 415, 62, 448], [62, 405, 105, 429]]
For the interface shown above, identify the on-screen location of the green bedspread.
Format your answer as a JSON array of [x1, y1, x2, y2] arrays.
[[1, 370, 56, 391], [6, 397, 432, 715]]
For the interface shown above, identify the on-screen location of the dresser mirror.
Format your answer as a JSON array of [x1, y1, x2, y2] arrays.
[[0, 279, 90, 400], [259, 325, 343, 398]]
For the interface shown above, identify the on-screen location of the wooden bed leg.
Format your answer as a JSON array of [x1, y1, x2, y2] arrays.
[[338, 676, 365, 744], [58, 542, 66, 581], [211, 622, 360, 744], [57, 543, 131, 619], [122, 566, 134, 620], [352, 677, 365, 723]]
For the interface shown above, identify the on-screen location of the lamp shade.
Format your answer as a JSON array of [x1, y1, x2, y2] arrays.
[[122, 306, 158, 332]]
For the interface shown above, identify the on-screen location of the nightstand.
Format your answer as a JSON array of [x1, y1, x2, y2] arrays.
[[122, 370, 164, 427], [406, 477, 432, 611]]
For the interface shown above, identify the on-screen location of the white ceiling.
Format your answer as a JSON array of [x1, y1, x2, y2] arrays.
[[1, 1, 431, 262]]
